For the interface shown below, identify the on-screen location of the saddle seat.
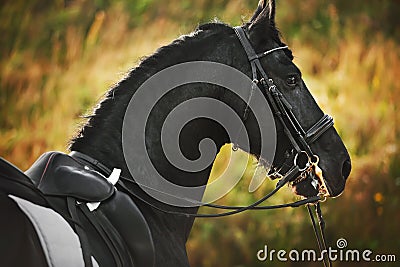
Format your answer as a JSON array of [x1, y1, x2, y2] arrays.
[[0, 152, 155, 267], [0, 156, 48, 207]]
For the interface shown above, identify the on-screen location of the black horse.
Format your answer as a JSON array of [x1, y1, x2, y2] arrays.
[[0, 1, 351, 266]]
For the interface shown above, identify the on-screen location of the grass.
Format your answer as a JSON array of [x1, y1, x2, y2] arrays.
[[1, 1, 399, 266]]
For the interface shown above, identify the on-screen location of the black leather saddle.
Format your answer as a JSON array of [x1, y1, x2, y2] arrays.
[[0, 152, 155, 267]]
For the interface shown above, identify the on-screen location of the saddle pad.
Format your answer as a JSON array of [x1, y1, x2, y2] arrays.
[[8, 194, 99, 267]]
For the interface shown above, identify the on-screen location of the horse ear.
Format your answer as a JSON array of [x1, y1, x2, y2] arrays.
[[250, 0, 276, 27]]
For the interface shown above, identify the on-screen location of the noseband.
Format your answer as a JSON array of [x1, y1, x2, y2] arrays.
[[234, 26, 333, 198], [70, 26, 335, 267]]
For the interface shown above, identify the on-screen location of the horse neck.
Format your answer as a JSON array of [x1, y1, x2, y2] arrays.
[[69, 92, 230, 244], [70, 70, 232, 238], [68, 25, 255, 248]]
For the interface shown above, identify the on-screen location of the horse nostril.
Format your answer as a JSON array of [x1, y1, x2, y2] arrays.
[[341, 159, 351, 180]]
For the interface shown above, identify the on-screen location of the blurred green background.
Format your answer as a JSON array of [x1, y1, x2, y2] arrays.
[[1, 0, 399, 266]]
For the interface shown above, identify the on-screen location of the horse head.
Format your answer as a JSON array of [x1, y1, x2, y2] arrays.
[[231, 0, 351, 198]]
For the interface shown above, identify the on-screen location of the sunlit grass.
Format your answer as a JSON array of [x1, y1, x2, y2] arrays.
[[1, 2, 399, 267], [0, 10, 182, 169]]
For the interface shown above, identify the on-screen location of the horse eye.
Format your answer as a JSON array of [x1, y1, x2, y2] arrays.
[[286, 76, 297, 87]]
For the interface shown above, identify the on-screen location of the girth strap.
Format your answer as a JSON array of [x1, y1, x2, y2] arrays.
[[67, 197, 93, 267]]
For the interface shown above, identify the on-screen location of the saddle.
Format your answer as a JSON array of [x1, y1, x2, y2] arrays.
[[0, 152, 155, 267]]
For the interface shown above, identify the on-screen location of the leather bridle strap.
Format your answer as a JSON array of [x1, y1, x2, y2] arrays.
[[307, 203, 332, 267], [70, 151, 322, 217], [233, 26, 334, 157], [234, 26, 333, 267], [306, 114, 334, 144]]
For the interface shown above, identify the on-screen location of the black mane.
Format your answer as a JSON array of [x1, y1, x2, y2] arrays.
[[69, 22, 232, 154], [68, 22, 240, 266]]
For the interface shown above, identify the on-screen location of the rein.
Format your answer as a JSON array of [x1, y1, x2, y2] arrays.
[[70, 25, 335, 267], [71, 151, 331, 267], [70, 151, 322, 217]]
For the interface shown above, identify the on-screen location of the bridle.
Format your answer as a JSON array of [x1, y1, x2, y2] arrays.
[[233, 26, 333, 267], [70, 26, 336, 267], [233, 26, 333, 196]]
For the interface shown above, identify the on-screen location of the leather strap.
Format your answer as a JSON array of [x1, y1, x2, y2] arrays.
[[306, 114, 334, 143], [69, 151, 112, 174], [233, 26, 334, 157], [67, 197, 93, 267]]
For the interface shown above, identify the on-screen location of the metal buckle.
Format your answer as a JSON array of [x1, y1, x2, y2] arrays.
[[294, 151, 311, 172], [310, 155, 330, 198]]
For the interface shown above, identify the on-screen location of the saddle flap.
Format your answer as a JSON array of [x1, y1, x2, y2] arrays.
[[99, 191, 155, 267], [25, 152, 114, 202]]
